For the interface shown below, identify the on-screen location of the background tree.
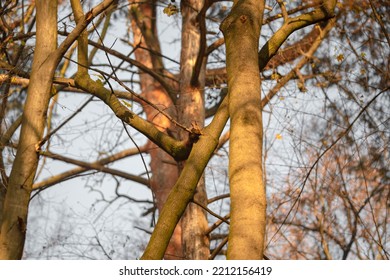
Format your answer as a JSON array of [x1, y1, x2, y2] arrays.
[[0, 0, 388, 260], [265, 0, 389, 259]]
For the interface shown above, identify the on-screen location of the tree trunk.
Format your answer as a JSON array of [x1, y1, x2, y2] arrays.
[[220, 0, 266, 259], [0, 0, 58, 259], [179, 0, 210, 260], [130, 2, 182, 259], [141, 96, 229, 259]]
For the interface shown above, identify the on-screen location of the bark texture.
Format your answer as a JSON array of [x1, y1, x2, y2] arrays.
[[179, 0, 210, 260], [141, 96, 229, 260], [130, 1, 182, 259], [0, 0, 116, 260], [0, 0, 58, 259], [220, 0, 266, 259]]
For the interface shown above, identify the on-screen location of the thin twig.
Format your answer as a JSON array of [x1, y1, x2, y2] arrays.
[[38, 150, 149, 185], [267, 87, 389, 247], [368, 0, 390, 48], [192, 199, 230, 225], [37, 96, 94, 150], [122, 122, 156, 225], [209, 236, 228, 259], [205, 213, 230, 236]]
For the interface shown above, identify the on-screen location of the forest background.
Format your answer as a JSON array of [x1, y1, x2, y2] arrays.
[[0, 0, 388, 260]]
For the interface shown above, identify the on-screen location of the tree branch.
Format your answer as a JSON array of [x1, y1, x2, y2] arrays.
[[258, 0, 336, 70], [38, 150, 149, 186], [261, 18, 335, 108], [141, 92, 229, 259], [33, 146, 148, 190], [74, 73, 190, 161]]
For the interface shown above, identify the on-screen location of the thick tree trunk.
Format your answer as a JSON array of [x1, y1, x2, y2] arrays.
[[0, 0, 58, 259], [179, 0, 209, 260], [220, 0, 266, 259], [141, 96, 229, 260], [130, 2, 182, 259], [130, 0, 210, 259]]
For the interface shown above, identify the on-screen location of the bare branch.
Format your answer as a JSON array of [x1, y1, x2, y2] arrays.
[[38, 150, 149, 186], [33, 146, 148, 190]]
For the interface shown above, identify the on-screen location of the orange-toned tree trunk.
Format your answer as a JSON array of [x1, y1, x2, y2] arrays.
[[130, 0, 210, 259], [130, 2, 182, 259]]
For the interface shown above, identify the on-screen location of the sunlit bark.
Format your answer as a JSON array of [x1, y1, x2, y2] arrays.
[[221, 0, 266, 260], [129, 1, 182, 259], [0, 0, 58, 260], [179, 0, 209, 260], [0, 0, 116, 260], [141, 96, 229, 260]]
